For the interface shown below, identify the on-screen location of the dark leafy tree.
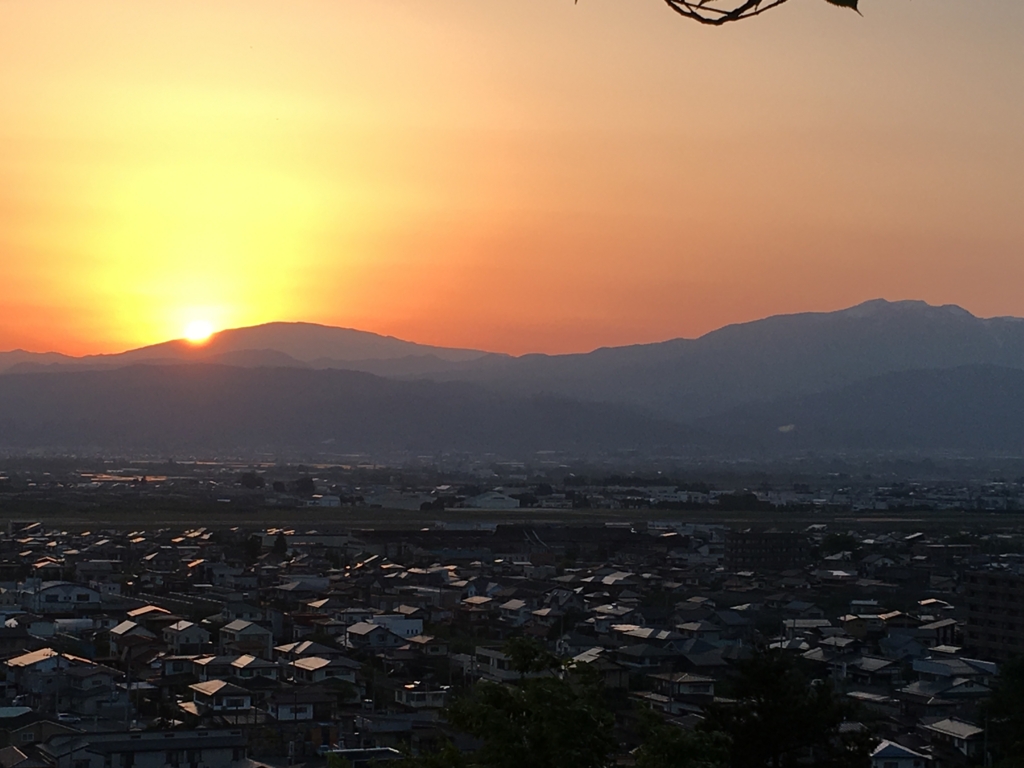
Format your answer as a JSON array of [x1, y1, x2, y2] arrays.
[[634, 709, 730, 768], [272, 532, 288, 556], [983, 657, 1024, 768], [819, 533, 860, 557], [293, 476, 316, 495], [239, 471, 265, 489], [397, 740, 468, 768], [701, 650, 874, 768], [419, 638, 615, 768], [243, 535, 263, 563]]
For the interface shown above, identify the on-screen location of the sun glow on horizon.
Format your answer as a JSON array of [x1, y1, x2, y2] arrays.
[[183, 320, 215, 345]]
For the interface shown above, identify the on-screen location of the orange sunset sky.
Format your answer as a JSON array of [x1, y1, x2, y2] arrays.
[[1, 0, 1022, 356]]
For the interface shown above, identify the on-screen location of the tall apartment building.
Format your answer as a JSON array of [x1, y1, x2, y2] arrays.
[[724, 528, 809, 572], [964, 568, 1024, 662]]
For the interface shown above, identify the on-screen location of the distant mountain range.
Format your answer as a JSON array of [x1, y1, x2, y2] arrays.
[[4, 299, 1024, 457], [0, 322, 505, 378]]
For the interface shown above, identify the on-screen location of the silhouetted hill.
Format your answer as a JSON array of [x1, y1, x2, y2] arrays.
[[0, 364, 692, 457], [7, 300, 1024, 457], [703, 365, 1024, 454], [0, 322, 502, 374], [421, 300, 1024, 419]]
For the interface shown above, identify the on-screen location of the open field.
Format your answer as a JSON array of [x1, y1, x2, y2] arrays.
[[3, 497, 1024, 532]]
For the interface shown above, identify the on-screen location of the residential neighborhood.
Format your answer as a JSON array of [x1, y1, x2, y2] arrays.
[[0, 491, 1020, 767]]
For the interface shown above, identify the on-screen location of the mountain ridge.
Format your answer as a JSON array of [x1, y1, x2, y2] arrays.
[[6, 299, 1024, 456]]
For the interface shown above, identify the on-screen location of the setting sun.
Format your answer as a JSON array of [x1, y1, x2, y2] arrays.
[[184, 320, 215, 345]]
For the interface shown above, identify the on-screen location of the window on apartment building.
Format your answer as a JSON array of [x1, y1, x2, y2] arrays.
[[20, 732, 35, 743], [76, 593, 91, 602], [166, 750, 181, 766]]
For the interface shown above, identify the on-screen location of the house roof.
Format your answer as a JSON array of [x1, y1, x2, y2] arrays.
[[275, 640, 336, 656], [922, 718, 983, 740], [6, 648, 57, 668], [110, 620, 144, 636], [291, 656, 332, 672], [407, 634, 439, 645], [871, 740, 928, 760], [231, 655, 274, 670], [347, 622, 386, 635], [222, 619, 267, 633], [64, 663, 116, 679], [189, 679, 250, 697]]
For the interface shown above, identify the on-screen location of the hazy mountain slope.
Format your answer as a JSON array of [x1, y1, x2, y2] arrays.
[[8, 300, 1024, 427], [703, 364, 1024, 454], [0, 322, 503, 374], [420, 300, 1024, 419], [0, 364, 692, 456], [0, 350, 78, 374], [126, 322, 498, 363]]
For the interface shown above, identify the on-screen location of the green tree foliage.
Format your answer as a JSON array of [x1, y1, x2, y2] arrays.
[[398, 740, 468, 768], [701, 651, 874, 768], [634, 710, 730, 768], [243, 534, 263, 563], [238, 471, 265, 489], [983, 657, 1024, 768], [272, 532, 288, 556], [419, 638, 615, 768], [819, 533, 860, 557]]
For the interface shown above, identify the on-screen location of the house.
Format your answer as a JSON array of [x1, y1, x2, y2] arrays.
[[368, 615, 423, 639], [345, 623, 402, 650], [870, 740, 929, 768], [63, 663, 118, 715], [404, 635, 448, 658], [187, 680, 253, 715], [220, 603, 263, 623], [228, 655, 279, 681], [472, 647, 521, 683], [395, 681, 449, 710], [919, 718, 983, 759], [125, 605, 171, 621], [0, 745, 46, 768], [218, 620, 273, 659], [274, 640, 343, 661], [570, 648, 630, 690], [648, 672, 715, 705], [21, 583, 101, 614], [6, 649, 84, 702], [38, 729, 248, 768], [193, 656, 242, 682], [0, 708, 80, 750], [288, 656, 359, 685], [498, 600, 531, 627], [163, 621, 210, 656], [676, 621, 721, 644], [266, 688, 338, 722]]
